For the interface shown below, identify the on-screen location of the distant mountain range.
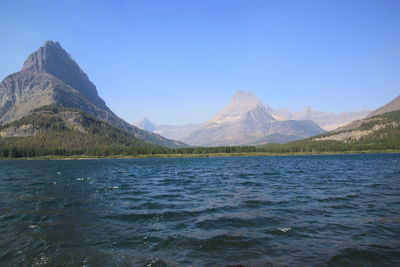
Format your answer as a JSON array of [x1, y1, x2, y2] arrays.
[[312, 94, 400, 143], [135, 91, 326, 146], [134, 91, 376, 146], [136, 92, 371, 143], [0, 41, 186, 148], [312, 110, 400, 144], [259, 94, 400, 152], [269, 107, 371, 131], [1, 40, 397, 154]]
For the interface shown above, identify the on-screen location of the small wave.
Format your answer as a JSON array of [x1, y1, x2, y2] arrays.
[[196, 217, 252, 229], [97, 186, 119, 191], [261, 171, 280, 176], [318, 194, 359, 202], [286, 170, 305, 174], [105, 210, 200, 222], [326, 246, 400, 266], [108, 186, 119, 190], [242, 199, 274, 208], [135, 202, 180, 210], [32, 255, 51, 266], [199, 234, 263, 252], [278, 227, 291, 233], [240, 181, 262, 187], [328, 204, 354, 209], [237, 173, 254, 178], [144, 258, 169, 267], [74, 177, 92, 181], [105, 206, 233, 223], [196, 216, 278, 230], [152, 193, 181, 199]]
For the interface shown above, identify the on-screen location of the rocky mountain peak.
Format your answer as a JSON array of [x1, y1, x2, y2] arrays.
[[209, 90, 265, 123], [22, 41, 73, 73], [230, 90, 262, 110], [21, 40, 101, 102]]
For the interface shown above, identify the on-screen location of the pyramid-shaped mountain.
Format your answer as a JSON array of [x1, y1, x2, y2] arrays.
[[181, 91, 325, 146], [0, 41, 185, 148]]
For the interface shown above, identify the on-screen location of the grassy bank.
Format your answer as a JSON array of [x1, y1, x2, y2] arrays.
[[1, 150, 399, 160]]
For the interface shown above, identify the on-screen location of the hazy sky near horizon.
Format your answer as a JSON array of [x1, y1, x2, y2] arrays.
[[0, 0, 399, 125]]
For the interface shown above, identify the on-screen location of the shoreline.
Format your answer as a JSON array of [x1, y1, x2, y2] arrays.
[[1, 150, 400, 160]]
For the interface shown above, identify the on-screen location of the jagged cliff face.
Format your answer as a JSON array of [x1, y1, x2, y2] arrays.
[[0, 41, 186, 148], [181, 91, 325, 146]]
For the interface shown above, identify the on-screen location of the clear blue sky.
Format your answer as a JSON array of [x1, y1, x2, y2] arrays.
[[0, 0, 399, 125]]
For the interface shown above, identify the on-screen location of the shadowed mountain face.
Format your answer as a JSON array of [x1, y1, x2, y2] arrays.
[[368, 95, 400, 117], [0, 41, 186, 148], [180, 91, 325, 146]]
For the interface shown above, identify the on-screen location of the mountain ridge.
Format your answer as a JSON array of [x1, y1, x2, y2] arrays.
[[368, 95, 400, 117]]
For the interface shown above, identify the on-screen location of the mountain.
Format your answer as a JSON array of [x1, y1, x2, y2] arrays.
[[257, 110, 400, 153], [269, 106, 371, 131], [180, 91, 325, 146], [312, 110, 400, 143], [133, 117, 202, 141], [308, 110, 400, 150], [135, 92, 370, 142], [134, 117, 157, 132], [208, 90, 271, 124], [368, 95, 400, 117], [0, 41, 186, 148], [0, 105, 167, 157], [155, 123, 203, 141]]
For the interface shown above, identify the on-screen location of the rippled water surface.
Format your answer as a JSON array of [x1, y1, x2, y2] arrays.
[[1, 154, 400, 266]]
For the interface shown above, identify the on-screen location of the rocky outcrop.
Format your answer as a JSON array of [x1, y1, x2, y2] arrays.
[[0, 109, 89, 137], [0, 124, 41, 137]]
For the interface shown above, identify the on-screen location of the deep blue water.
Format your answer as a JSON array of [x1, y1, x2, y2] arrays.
[[0, 154, 400, 266]]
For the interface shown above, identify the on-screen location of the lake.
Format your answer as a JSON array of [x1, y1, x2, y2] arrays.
[[0, 154, 399, 266]]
